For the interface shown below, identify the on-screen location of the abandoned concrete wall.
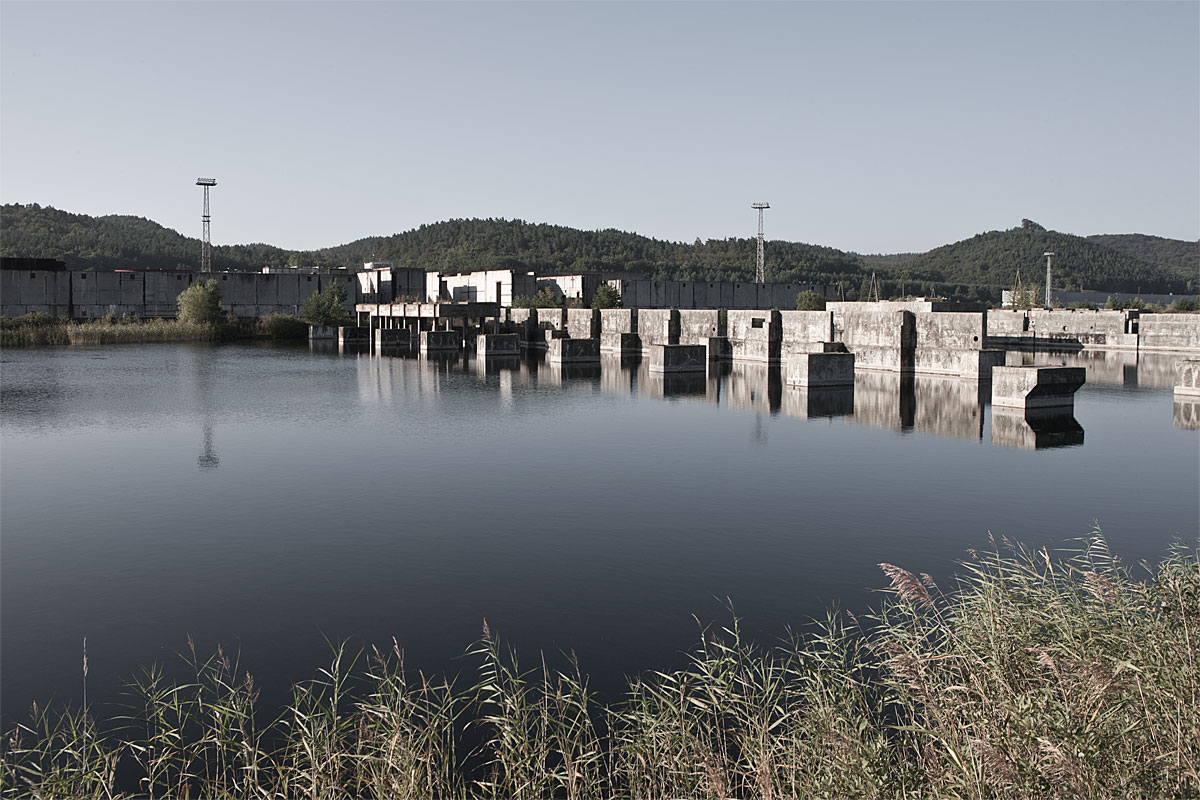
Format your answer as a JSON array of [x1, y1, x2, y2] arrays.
[[833, 310, 914, 372], [0, 269, 71, 316], [677, 309, 720, 345], [779, 310, 834, 356], [1027, 309, 1131, 346], [727, 309, 782, 363], [566, 308, 600, 339], [638, 308, 678, 348], [1140, 314, 1200, 352], [986, 310, 1028, 337]]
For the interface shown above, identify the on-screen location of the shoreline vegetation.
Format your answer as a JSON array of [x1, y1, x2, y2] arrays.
[[3, 534, 1197, 798], [0, 312, 310, 348]]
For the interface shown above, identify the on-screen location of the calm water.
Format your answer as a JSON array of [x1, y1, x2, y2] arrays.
[[2, 342, 1197, 722]]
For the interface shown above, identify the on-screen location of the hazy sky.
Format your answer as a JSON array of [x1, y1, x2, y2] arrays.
[[2, 1, 1197, 255]]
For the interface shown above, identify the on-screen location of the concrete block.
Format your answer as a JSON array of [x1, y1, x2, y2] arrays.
[[600, 331, 641, 354], [648, 344, 707, 373], [785, 352, 855, 388], [991, 366, 1085, 410], [338, 326, 370, 344], [678, 309, 720, 345], [1175, 360, 1200, 396], [727, 309, 783, 364], [420, 330, 463, 352], [707, 337, 732, 361], [991, 408, 1085, 449], [1141, 314, 1200, 352], [548, 337, 600, 364], [566, 308, 600, 339], [376, 329, 412, 346], [309, 325, 338, 340], [477, 333, 520, 356]]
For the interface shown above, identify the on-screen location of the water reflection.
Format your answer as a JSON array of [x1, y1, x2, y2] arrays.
[[725, 362, 782, 414], [1005, 349, 1180, 389], [1174, 398, 1200, 431], [781, 386, 854, 420], [991, 408, 1085, 449]]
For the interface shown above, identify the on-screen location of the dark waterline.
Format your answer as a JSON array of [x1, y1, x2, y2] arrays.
[[2, 342, 1197, 723]]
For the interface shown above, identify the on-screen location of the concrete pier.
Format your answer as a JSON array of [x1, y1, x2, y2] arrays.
[[648, 344, 707, 373], [548, 338, 600, 364], [991, 366, 1086, 410], [477, 333, 519, 357], [338, 326, 370, 344], [784, 351, 855, 388], [419, 330, 463, 353]]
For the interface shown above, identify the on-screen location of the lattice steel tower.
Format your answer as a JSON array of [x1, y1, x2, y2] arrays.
[[196, 178, 216, 272], [751, 202, 769, 283]]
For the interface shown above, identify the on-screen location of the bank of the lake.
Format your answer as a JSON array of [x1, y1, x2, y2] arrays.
[[0, 313, 308, 347]]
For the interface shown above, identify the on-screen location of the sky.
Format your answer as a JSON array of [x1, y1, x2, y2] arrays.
[[1, 0, 1197, 255]]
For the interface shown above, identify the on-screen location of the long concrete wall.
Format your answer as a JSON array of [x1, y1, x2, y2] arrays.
[[609, 279, 826, 310]]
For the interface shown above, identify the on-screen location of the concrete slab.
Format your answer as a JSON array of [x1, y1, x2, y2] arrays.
[[991, 366, 1086, 410]]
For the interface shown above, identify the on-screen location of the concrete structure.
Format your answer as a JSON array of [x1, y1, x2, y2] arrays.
[[647, 344, 707, 373], [991, 366, 1086, 410], [1175, 360, 1200, 397], [338, 326, 370, 344], [376, 329, 412, 346], [419, 330, 463, 353], [991, 408, 1085, 449], [548, 338, 600, 364], [833, 310, 914, 372], [606, 278, 826, 310], [707, 337, 732, 361], [599, 309, 639, 354], [477, 334, 520, 357], [1142, 315, 1200, 353], [727, 309, 782, 364], [566, 308, 600, 340], [638, 309, 679, 351], [784, 351, 855, 388], [309, 325, 337, 340], [678, 309, 722, 345]]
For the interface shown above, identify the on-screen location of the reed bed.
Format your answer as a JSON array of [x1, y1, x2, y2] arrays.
[[3, 533, 1196, 798], [1, 314, 225, 347]]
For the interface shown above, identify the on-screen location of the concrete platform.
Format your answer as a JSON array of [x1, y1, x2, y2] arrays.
[[784, 351, 855, 388], [548, 337, 600, 364], [648, 344, 707, 373], [477, 333, 519, 356], [991, 366, 1086, 410], [419, 330, 463, 352]]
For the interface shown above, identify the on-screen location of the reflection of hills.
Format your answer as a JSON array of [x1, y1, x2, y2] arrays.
[[992, 408, 1085, 449]]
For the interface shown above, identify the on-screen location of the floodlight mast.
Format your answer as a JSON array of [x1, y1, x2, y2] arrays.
[[751, 202, 770, 283], [196, 178, 217, 272], [1043, 251, 1055, 308]]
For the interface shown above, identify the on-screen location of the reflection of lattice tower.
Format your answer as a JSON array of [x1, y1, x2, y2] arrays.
[[751, 202, 769, 283], [196, 178, 216, 272]]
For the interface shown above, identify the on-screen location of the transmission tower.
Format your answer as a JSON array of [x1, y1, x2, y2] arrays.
[[751, 202, 769, 283], [196, 178, 216, 272]]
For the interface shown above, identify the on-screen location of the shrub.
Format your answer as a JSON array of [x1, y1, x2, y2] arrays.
[[591, 284, 622, 309], [512, 288, 564, 309], [300, 282, 348, 327], [795, 290, 827, 310], [264, 314, 309, 340], [1169, 296, 1199, 312], [176, 279, 224, 325]]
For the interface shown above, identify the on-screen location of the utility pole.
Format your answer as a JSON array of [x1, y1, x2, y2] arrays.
[[751, 202, 769, 283], [196, 178, 217, 272], [1043, 252, 1055, 308]]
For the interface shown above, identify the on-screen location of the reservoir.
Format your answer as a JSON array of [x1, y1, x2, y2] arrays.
[[1, 342, 1197, 723]]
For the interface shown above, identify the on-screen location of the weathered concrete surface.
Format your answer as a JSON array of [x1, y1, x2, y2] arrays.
[[829, 300, 986, 313], [991, 408, 1085, 449], [599, 308, 635, 335], [477, 333, 520, 356], [638, 309, 679, 350], [376, 329, 412, 346], [419, 330, 463, 352], [1142, 314, 1200, 352], [915, 347, 1007, 379], [833, 310, 914, 372], [1175, 359, 1200, 396], [309, 325, 338, 340], [707, 337, 732, 361], [601, 331, 642, 354], [782, 386, 854, 420], [1173, 398, 1200, 430], [991, 366, 1086, 410], [609, 279, 825, 309], [780, 311, 834, 356], [727, 309, 783, 364], [987, 309, 1141, 351], [534, 307, 568, 333], [648, 344, 707, 373], [784, 352, 855, 387], [678, 310, 721, 345], [548, 337, 600, 364], [566, 308, 600, 340]]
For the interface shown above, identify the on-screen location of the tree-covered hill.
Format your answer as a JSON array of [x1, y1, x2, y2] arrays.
[[894, 220, 1194, 295], [0, 204, 288, 271], [1085, 233, 1198, 279]]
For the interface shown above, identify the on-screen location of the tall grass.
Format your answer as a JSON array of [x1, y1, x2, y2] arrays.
[[3, 533, 1197, 798], [1, 314, 224, 347]]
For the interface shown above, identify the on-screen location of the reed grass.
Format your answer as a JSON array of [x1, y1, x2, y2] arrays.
[[1, 314, 225, 347], [3, 532, 1196, 798]]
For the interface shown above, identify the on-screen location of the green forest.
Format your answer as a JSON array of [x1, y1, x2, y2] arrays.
[[2, 204, 1194, 299]]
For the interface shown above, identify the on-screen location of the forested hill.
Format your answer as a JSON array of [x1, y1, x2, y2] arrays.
[[1086, 233, 1199, 277], [0, 203, 288, 272], [2, 205, 1193, 298], [888, 220, 1195, 295], [318, 218, 866, 286]]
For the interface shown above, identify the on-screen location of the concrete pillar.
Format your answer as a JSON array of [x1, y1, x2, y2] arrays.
[[991, 366, 1085, 410]]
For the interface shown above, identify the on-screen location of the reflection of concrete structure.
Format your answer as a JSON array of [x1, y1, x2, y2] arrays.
[[850, 372, 988, 440], [848, 371, 915, 432], [1173, 399, 1200, 431], [725, 362, 782, 413], [991, 408, 1085, 449], [992, 367, 1086, 411], [781, 386, 854, 420]]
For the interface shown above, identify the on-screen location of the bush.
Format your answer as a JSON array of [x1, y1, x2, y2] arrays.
[[591, 284, 622, 309], [264, 314, 309, 340], [300, 282, 348, 327], [176, 280, 224, 325], [795, 290, 827, 310], [1169, 296, 1199, 312]]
